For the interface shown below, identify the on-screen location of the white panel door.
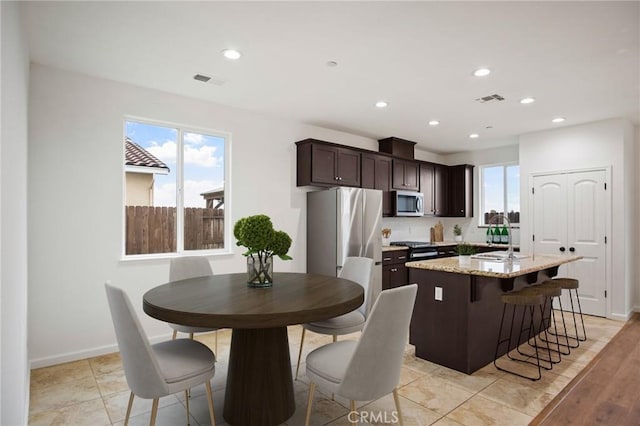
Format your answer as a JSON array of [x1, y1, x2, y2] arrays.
[[532, 170, 607, 317], [532, 175, 568, 258], [566, 171, 607, 316]]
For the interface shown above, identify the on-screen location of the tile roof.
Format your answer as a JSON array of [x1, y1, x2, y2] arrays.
[[125, 137, 169, 171]]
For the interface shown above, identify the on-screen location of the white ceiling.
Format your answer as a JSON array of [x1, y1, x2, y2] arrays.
[[24, 1, 639, 154]]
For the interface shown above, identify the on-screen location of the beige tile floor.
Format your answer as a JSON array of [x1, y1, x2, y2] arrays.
[[29, 314, 624, 425]]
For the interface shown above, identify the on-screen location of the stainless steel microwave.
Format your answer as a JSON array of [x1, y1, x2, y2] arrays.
[[393, 190, 424, 216]]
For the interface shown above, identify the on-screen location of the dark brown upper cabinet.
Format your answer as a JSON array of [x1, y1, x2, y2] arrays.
[[392, 159, 419, 191], [296, 138, 473, 218], [296, 139, 361, 187], [419, 163, 436, 215], [361, 152, 393, 216], [378, 137, 416, 160], [448, 164, 474, 218], [434, 164, 450, 216]]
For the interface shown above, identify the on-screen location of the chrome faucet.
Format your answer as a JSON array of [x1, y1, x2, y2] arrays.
[[488, 213, 515, 261]]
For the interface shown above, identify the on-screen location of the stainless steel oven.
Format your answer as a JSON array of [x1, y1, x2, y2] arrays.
[[390, 241, 438, 260]]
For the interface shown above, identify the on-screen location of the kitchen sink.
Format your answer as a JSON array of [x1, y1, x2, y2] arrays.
[[471, 253, 529, 261]]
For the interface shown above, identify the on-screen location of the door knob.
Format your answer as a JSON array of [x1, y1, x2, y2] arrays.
[[559, 247, 566, 252], [569, 247, 575, 252]]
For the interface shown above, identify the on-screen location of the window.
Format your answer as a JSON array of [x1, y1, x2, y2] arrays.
[[123, 119, 230, 256], [479, 163, 520, 226]]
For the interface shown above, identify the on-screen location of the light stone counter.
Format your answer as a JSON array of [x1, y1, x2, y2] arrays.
[[382, 245, 409, 252], [406, 253, 581, 279], [384, 241, 520, 250]]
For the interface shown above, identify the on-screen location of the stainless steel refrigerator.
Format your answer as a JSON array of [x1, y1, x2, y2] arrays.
[[307, 187, 383, 314]]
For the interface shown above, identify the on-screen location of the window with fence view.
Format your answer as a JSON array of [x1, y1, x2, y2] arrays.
[[480, 163, 520, 226], [124, 120, 228, 255]]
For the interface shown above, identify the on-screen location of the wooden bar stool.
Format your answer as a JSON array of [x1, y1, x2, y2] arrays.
[[547, 278, 587, 348], [536, 280, 572, 355], [494, 289, 550, 381], [519, 285, 565, 364]]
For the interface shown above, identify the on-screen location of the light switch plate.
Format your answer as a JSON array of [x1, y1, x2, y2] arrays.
[[435, 286, 443, 301]]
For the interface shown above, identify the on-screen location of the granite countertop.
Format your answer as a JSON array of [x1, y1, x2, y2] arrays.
[[382, 245, 409, 252], [406, 253, 582, 279], [382, 241, 520, 251]]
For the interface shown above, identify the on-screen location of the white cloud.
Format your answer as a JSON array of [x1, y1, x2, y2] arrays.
[[146, 140, 220, 168], [184, 132, 205, 145], [184, 145, 220, 168], [146, 140, 177, 164], [183, 180, 222, 208], [153, 182, 177, 207]]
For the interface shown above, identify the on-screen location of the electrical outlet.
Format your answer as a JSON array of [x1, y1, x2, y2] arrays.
[[435, 286, 443, 301]]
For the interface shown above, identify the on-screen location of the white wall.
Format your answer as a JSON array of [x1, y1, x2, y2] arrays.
[[1, 2, 30, 423], [28, 64, 381, 367], [519, 118, 635, 321]]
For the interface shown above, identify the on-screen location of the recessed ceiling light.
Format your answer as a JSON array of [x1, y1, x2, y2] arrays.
[[375, 101, 388, 108], [222, 49, 241, 60], [327, 61, 338, 67], [520, 97, 536, 104], [473, 68, 491, 77], [552, 117, 566, 123], [428, 120, 440, 126], [469, 133, 479, 139]]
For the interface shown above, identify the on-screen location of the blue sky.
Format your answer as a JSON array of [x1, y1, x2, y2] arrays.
[[126, 121, 225, 207]]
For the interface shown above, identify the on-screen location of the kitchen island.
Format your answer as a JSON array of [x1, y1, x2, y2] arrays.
[[406, 253, 581, 374]]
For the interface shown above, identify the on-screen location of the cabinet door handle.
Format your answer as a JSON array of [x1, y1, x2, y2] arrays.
[[569, 247, 575, 252], [391, 268, 398, 272], [383, 257, 392, 261], [397, 256, 406, 260], [559, 246, 566, 252]]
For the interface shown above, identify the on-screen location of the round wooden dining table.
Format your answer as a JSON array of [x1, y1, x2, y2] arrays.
[[143, 272, 364, 426]]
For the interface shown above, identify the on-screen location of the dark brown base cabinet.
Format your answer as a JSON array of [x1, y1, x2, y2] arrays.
[[382, 250, 409, 290], [408, 268, 553, 374]]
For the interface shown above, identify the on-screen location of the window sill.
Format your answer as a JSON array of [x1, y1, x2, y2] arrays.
[[120, 249, 234, 263]]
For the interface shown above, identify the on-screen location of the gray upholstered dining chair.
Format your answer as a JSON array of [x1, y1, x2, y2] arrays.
[[169, 256, 219, 352], [104, 282, 217, 426], [304, 284, 418, 426], [295, 256, 374, 380]]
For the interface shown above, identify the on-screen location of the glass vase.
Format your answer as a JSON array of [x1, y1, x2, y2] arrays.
[[247, 254, 273, 287]]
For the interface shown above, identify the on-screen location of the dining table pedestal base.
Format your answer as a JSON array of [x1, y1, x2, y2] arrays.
[[224, 327, 296, 426]]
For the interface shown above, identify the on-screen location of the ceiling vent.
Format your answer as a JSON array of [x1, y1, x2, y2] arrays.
[[193, 74, 226, 86], [475, 94, 505, 103]]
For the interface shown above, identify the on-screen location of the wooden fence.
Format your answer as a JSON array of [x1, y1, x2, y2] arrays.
[[484, 211, 520, 224], [125, 206, 224, 254]]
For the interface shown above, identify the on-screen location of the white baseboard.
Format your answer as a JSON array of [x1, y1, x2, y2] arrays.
[[29, 333, 174, 369], [609, 311, 633, 322]]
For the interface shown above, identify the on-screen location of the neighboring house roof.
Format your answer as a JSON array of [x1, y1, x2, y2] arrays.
[[201, 187, 224, 208], [125, 137, 170, 172]]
